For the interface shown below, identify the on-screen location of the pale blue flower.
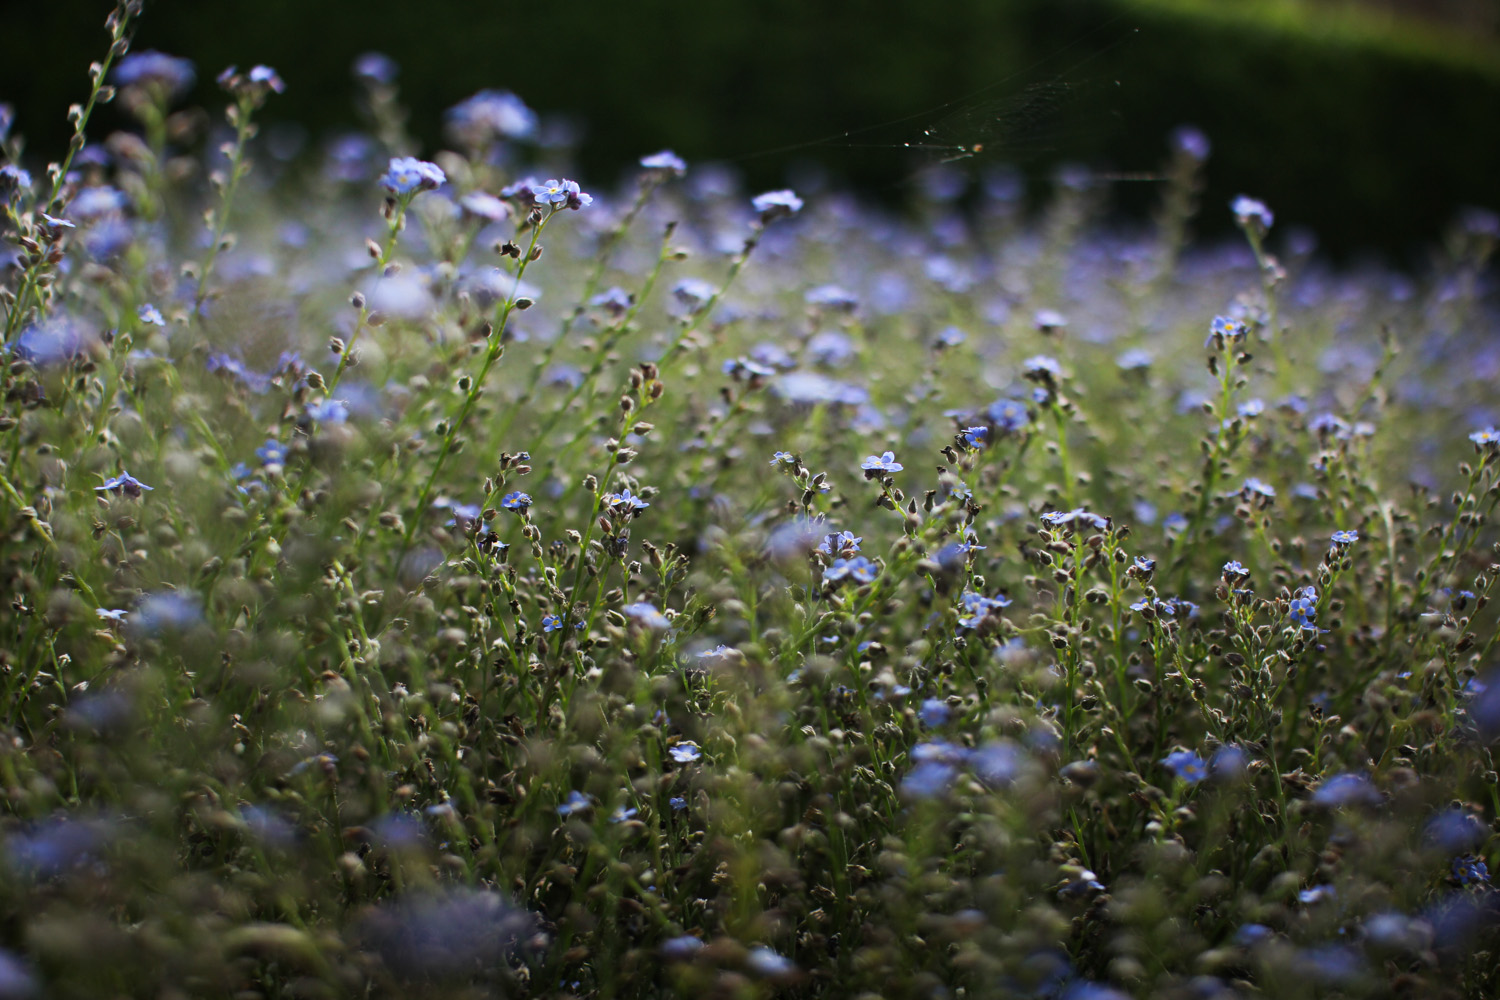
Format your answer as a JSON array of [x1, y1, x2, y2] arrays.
[[379, 157, 446, 196]]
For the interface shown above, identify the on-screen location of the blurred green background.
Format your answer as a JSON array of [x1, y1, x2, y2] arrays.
[[4, 0, 1498, 258]]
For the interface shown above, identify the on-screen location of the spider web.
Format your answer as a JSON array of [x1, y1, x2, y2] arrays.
[[734, 18, 1151, 186]]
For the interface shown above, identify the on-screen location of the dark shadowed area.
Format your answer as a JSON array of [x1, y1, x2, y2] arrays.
[[5, 0, 1500, 256]]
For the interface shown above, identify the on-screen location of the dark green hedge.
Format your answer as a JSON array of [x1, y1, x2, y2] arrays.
[[4, 0, 1498, 256]]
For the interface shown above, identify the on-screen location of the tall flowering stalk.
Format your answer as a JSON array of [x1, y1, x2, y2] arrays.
[[326, 156, 447, 396], [2, 0, 141, 342], [194, 65, 285, 313], [402, 179, 594, 551]]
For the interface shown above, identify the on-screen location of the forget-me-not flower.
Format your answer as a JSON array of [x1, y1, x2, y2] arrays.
[[379, 157, 446, 196]]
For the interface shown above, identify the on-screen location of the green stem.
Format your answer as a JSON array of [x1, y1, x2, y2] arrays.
[[401, 213, 552, 550], [194, 96, 256, 312], [3, 0, 139, 340]]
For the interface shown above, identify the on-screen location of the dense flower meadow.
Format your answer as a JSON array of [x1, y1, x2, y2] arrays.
[[1, 4, 1499, 998]]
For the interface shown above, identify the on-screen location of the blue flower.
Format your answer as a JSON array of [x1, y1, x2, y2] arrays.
[[1172, 125, 1211, 160], [1210, 745, 1250, 782], [609, 805, 638, 823], [746, 341, 795, 370], [1287, 586, 1319, 631], [445, 90, 537, 144], [961, 426, 989, 448], [970, 741, 1024, 786], [1040, 508, 1109, 531], [353, 51, 398, 85], [696, 645, 738, 666], [589, 286, 632, 315], [0, 164, 32, 200], [1241, 476, 1276, 500], [1128, 599, 1176, 620], [435, 499, 481, 529], [806, 330, 855, 367], [1234, 924, 1273, 948], [500, 491, 532, 511], [231, 462, 264, 493], [557, 791, 590, 816], [1331, 529, 1359, 546], [356, 888, 533, 982], [805, 284, 858, 311], [1033, 308, 1067, 331], [206, 352, 270, 393], [1222, 560, 1249, 582], [817, 530, 862, 556], [304, 399, 349, 424], [529, 178, 592, 210], [751, 188, 803, 222], [1161, 750, 1208, 784], [1206, 315, 1248, 348], [603, 488, 650, 516], [1425, 809, 1487, 853], [500, 177, 541, 204], [823, 556, 878, 585], [247, 66, 286, 93], [669, 796, 687, 811], [95, 470, 154, 497], [369, 812, 426, 851], [459, 191, 510, 223], [1310, 412, 1352, 439], [944, 480, 975, 503], [541, 614, 563, 633], [1060, 982, 1128, 1000], [673, 277, 716, 312], [6, 817, 110, 880], [113, 51, 197, 98], [919, 699, 951, 728], [134, 591, 204, 634], [770, 451, 796, 466], [660, 935, 702, 960], [860, 451, 903, 474], [1311, 772, 1380, 808], [256, 439, 288, 466], [1021, 355, 1062, 381], [669, 742, 701, 763], [1231, 195, 1274, 231], [1297, 945, 1364, 987], [1116, 347, 1153, 370], [16, 316, 92, 365], [1469, 426, 1500, 448], [1057, 868, 1106, 899], [1453, 855, 1490, 885], [379, 157, 446, 196], [623, 602, 671, 630], [902, 760, 958, 798], [957, 591, 1011, 628], [772, 372, 868, 407], [136, 303, 165, 327], [724, 356, 776, 379], [746, 947, 797, 978], [987, 398, 1030, 433], [639, 150, 687, 178]]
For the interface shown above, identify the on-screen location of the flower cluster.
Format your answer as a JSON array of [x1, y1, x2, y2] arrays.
[[379, 157, 446, 196], [2, 36, 1498, 1000]]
